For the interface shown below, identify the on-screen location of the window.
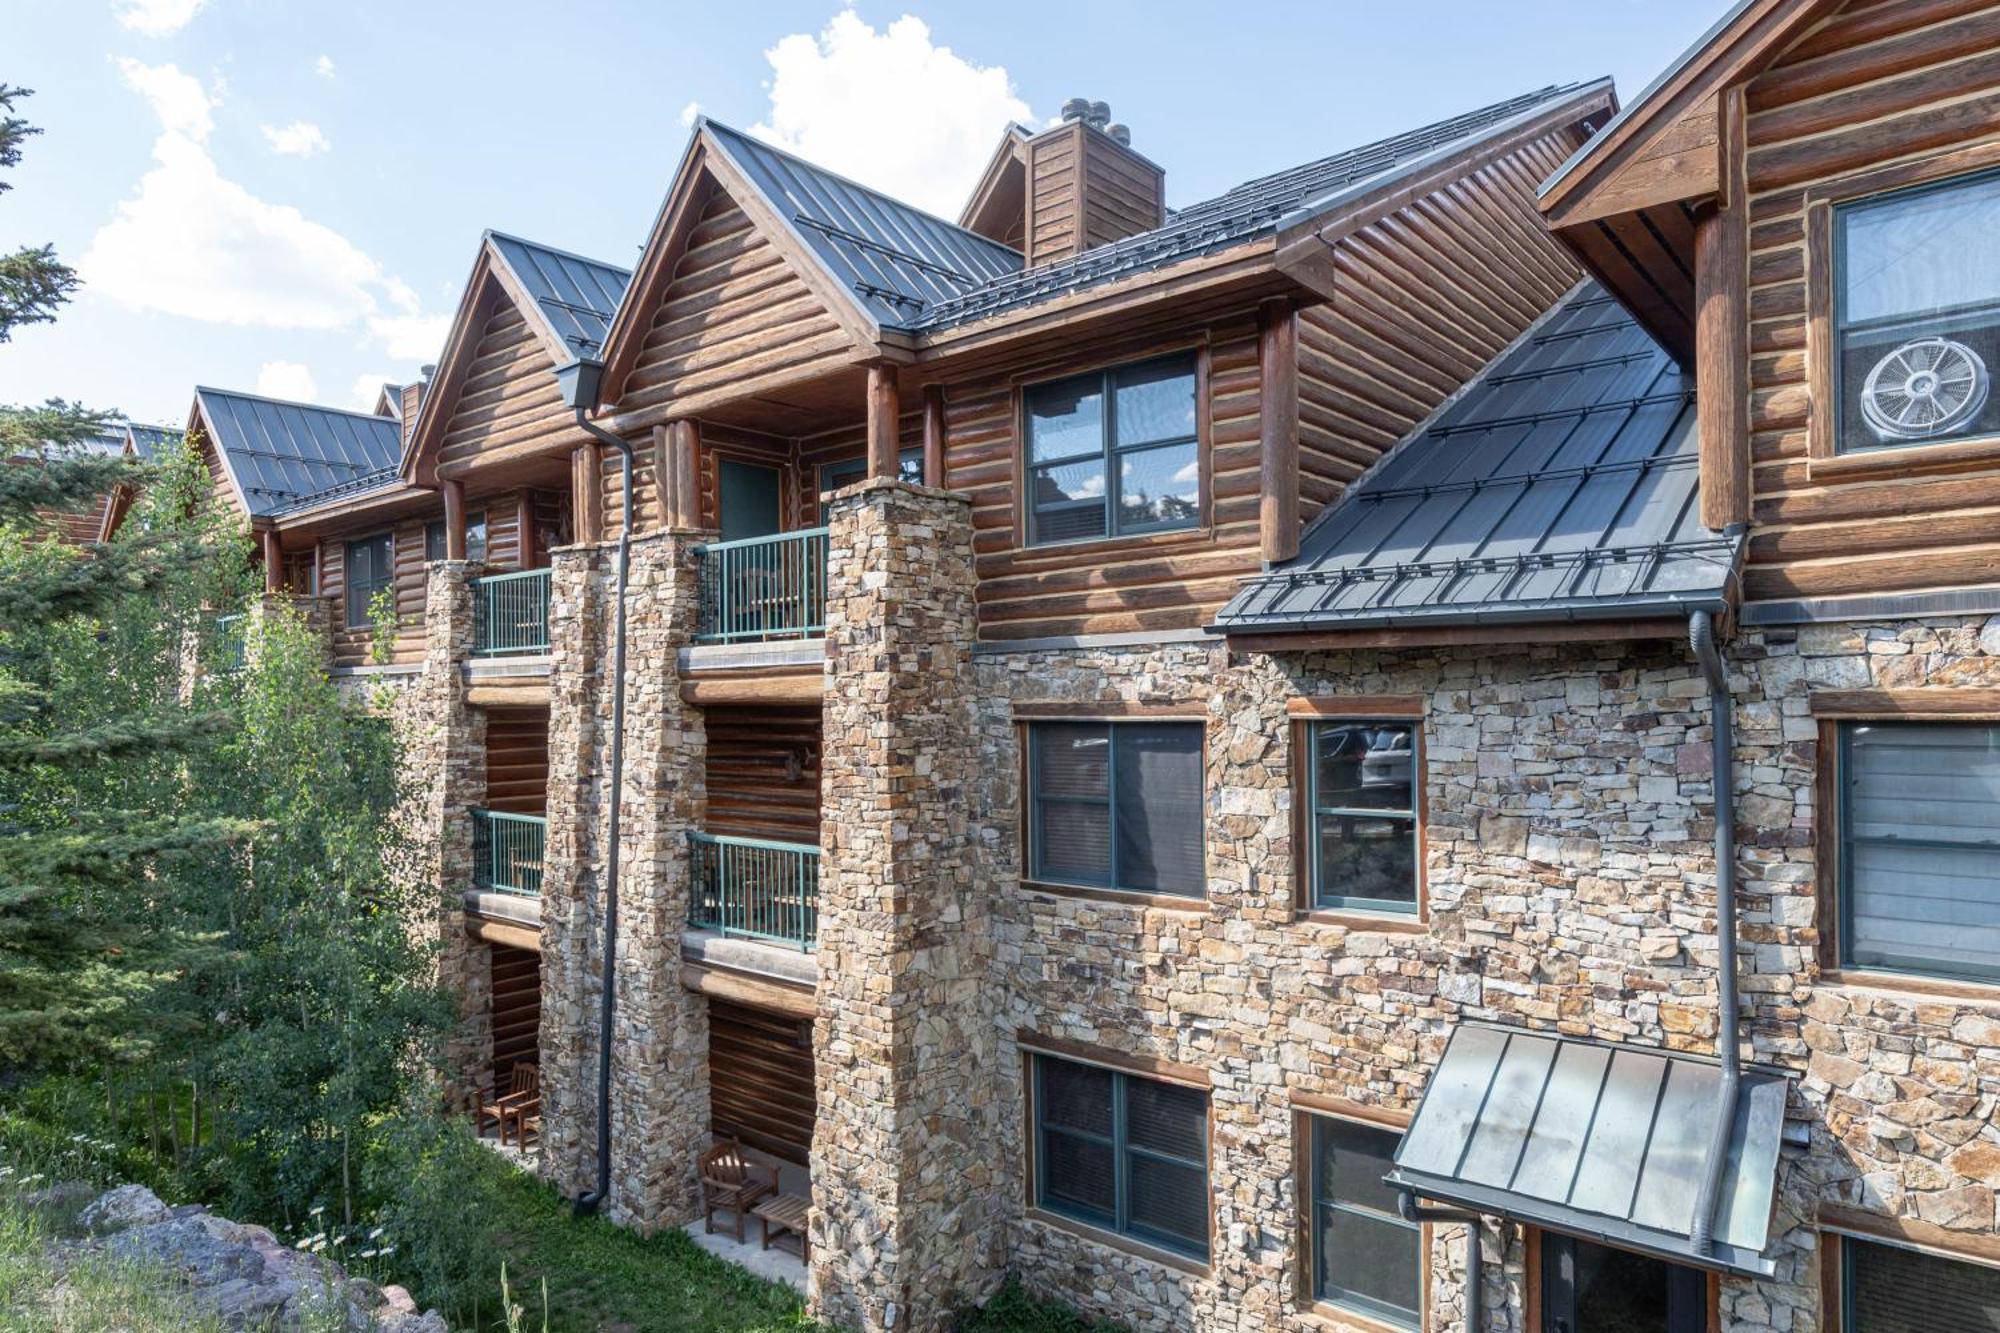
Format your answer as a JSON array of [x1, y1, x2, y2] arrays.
[[1834, 169, 2000, 454], [1025, 353, 1198, 545], [1842, 1235, 2000, 1331], [1031, 1053, 1209, 1261], [819, 450, 922, 522], [344, 532, 394, 629], [1836, 721, 2000, 983], [1307, 1117, 1421, 1328], [1538, 1233, 1708, 1333], [1028, 721, 1204, 896], [424, 512, 487, 563], [1306, 719, 1420, 914]]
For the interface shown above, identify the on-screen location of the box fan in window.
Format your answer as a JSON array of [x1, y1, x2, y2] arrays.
[[1841, 315, 1998, 451]]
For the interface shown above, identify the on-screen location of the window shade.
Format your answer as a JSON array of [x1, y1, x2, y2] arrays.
[[1030, 721, 1202, 896], [1032, 1053, 1209, 1261], [1311, 1117, 1421, 1326], [1846, 1236, 2000, 1332], [1114, 725, 1203, 894]]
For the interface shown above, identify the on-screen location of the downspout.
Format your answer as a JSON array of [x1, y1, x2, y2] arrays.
[[1399, 1193, 1481, 1331], [1687, 605, 1738, 1257], [556, 357, 633, 1218]]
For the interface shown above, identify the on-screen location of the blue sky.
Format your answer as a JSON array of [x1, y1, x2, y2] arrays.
[[4, 0, 1726, 427]]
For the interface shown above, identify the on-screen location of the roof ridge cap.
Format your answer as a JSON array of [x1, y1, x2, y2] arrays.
[[486, 228, 634, 280]]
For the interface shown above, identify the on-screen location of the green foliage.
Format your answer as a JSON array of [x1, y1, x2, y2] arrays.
[[0, 1185, 232, 1333], [364, 1104, 510, 1319], [0, 86, 80, 347], [368, 584, 399, 666], [955, 1280, 1130, 1333]]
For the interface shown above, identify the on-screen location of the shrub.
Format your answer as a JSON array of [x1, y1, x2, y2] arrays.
[[956, 1278, 1131, 1333]]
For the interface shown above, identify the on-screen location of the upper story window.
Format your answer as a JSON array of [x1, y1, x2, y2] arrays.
[[1306, 719, 1421, 915], [818, 450, 922, 523], [1306, 1115, 1421, 1328], [1031, 1052, 1209, 1261], [425, 512, 487, 564], [1025, 353, 1198, 545], [344, 532, 394, 629], [1836, 169, 2000, 454], [1027, 720, 1204, 897], [1842, 1235, 2000, 1328], [1836, 720, 2000, 983]]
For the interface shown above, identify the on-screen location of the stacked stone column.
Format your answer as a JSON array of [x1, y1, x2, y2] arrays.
[[811, 481, 1004, 1332], [539, 532, 710, 1229]]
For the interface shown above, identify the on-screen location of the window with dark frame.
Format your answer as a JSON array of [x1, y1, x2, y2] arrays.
[[424, 511, 487, 564], [344, 532, 394, 629], [1835, 720, 2000, 984], [1307, 1116, 1421, 1328], [1842, 1234, 2000, 1329], [1025, 353, 1199, 546], [1306, 719, 1420, 914], [1538, 1233, 1708, 1333], [818, 450, 922, 523], [1834, 168, 2000, 454], [1028, 720, 1204, 897], [1031, 1052, 1209, 1261]]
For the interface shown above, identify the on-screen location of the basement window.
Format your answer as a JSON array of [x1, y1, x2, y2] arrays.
[[1025, 353, 1198, 545], [1841, 1234, 2000, 1329], [1031, 1052, 1209, 1261], [1836, 721, 2000, 983], [1306, 1115, 1421, 1328], [1306, 719, 1421, 914], [1027, 721, 1204, 897], [424, 512, 487, 563], [344, 532, 394, 629]]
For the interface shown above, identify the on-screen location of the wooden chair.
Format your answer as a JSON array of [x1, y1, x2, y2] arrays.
[[478, 1063, 540, 1148], [699, 1138, 777, 1242]]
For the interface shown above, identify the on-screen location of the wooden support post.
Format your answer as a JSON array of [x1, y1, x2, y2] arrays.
[[442, 478, 468, 561], [261, 528, 283, 594], [515, 491, 537, 567], [652, 425, 673, 531], [866, 363, 900, 481], [572, 442, 603, 546], [1258, 296, 1301, 565], [1695, 86, 1749, 532], [668, 419, 702, 530], [922, 384, 946, 489]]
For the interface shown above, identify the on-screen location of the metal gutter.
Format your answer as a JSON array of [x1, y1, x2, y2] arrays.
[[1742, 583, 2000, 626], [1688, 605, 1740, 1259]]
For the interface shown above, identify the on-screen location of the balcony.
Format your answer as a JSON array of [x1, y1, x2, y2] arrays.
[[689, 831, 819, 950], [693, 528, 828, 644], [472, 809, 546, 897], [473, 569, 551, 656]]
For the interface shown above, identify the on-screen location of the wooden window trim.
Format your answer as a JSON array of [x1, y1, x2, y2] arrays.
[[1020, 881, 1210, 914], [343, 529, 395, 629], [1804, 139, 2000, 480], [1018, 717, 1208, 902], [1820, 1208, 2000, 1333], [1291, 713, 1428, 923], [1016, 1032, 1210, 1088], [1011, 342, 1213, 553], [1293, 1107, 1428, 1332], [1013, 700, 1209, 720]]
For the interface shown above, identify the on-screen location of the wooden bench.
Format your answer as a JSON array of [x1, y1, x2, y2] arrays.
[[753, 1192, 810, 1263]]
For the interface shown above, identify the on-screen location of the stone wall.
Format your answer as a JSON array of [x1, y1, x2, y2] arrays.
[[810, 482, 1006, 1332], [538, 533, 710, 1229]]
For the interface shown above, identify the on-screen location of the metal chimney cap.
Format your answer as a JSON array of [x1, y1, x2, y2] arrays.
[[1060, 97, 1091, 123], [419, 363, 437, 380], [1106, 123, 1131, 146], [1087, 100, 1111, 130]]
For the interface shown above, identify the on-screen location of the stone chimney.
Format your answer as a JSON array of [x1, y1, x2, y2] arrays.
[[1022, 98, 1165, 268], [400, 365, 433, 450]]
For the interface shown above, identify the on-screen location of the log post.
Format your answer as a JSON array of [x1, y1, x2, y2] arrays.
[[668, 419, 702, 530], [652, 425, 673, 531], [572, 442, 603, 546], [1695, 86, 1749, 531], [516, 491, 537, 568], [922, 384, 946, 489], [1258, 296, 1301, 565], [261, 528, 283, 594], [866, 363, 900, 481], [441, 478, 468, 561]]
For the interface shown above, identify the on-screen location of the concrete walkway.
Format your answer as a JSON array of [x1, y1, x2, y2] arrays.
[[683, 1146, 809, 1294]]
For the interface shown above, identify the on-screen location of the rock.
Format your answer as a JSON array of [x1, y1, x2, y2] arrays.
[[78, 1183, 170, 1233]]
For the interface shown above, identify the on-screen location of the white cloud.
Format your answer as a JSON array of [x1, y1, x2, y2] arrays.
[[749, 11, 1033, 217], [114, 0, 206, 36], [679, 100, 701, 130], [261, 121, 330, 158], [255, 360, 317, 402], [113, 57, 213, 140], [351, 374, 396, 409], [314, 55, 336, 79], [366, 313, 450, 362]]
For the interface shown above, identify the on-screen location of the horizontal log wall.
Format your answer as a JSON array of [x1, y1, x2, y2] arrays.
[[483, 706, 549, 816], [436, 294, 586, 476], [1743, 0, 2000, 601], [490, 945, 541, 1081], [702, 704, 821, 844], [318, 518, 430, 668], [707, 997, 815, 1165]]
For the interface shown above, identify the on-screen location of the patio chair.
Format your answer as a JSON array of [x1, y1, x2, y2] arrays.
[[478, 1062, 540, 1147], [699, 1137, 777, 1242]]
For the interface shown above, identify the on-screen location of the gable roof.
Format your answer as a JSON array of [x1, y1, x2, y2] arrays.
[[191, 387, 402, 520], [1212, 281, 1741, 638], [124, 423, 177, 460]]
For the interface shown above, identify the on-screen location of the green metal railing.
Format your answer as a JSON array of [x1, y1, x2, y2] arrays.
[[472, 809, 546, 897], [689, 831, 820, 950], [473, 569, 551, 655], [692, 527, 828, 643], [213, 612, 247, 673]]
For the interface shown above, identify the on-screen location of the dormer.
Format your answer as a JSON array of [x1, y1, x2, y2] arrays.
[[961, 100, 1166, 267]]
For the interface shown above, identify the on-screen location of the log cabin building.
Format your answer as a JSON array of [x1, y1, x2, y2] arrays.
[[176, 6, 2000, 1327]]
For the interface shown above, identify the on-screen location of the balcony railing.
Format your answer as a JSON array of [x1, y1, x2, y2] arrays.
[[692, 527, 828, 644], [689, 831, 819, 950], [472, 809, 546, 897], [473, 569, 551, 655], [213, 612, 247, 673]]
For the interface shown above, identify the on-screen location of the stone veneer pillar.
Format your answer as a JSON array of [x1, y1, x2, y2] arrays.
[[538, 532, 710, 1228], [417, 561, 491, 1104], [811, 480, 1003, 1332]]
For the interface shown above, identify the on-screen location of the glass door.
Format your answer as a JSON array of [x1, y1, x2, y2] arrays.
[[719, 459, 784, 542], [1540, 1233, 1708, 1333]]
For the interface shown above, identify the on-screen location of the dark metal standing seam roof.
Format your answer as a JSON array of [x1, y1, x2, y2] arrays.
[[486, 232, 632, 362], [701, 120, 1024, 333], [1213, 282, 1742, 635], [193, 388, 402, 519], [124, 424, 178, 460], [1385, 1023, 1789, 1277]]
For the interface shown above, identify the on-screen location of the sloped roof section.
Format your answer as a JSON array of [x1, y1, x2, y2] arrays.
[[193, 388, 402, 519], [1386, 1023, 1788, 1277], [125, 424, 178, 459], [1213, 282, 1741, 636], [488, 231, 631, 362], [920, 82, 1603, 331], [702, 120, 1023, 333]]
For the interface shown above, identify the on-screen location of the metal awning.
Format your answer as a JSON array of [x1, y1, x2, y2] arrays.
[[1385, 1023, 1789, 1277]]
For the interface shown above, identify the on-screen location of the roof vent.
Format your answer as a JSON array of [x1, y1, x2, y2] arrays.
[[419, 363, 437, 381], [1106, 123, 1130, 146], [1060, 97, 1091, 124]]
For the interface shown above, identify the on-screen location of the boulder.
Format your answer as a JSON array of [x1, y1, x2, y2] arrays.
[[78, 1183, 171, 1233]]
